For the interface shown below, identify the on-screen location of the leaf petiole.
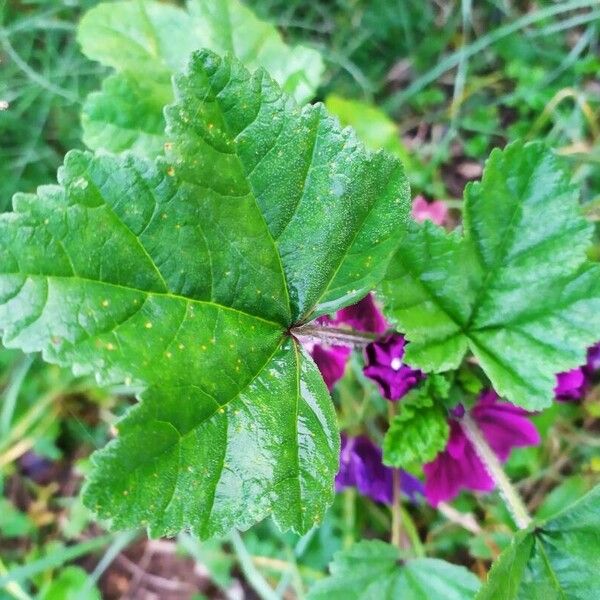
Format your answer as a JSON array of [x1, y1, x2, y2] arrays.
[[291, 324, 379, 348], [460, 414, 532, 530]]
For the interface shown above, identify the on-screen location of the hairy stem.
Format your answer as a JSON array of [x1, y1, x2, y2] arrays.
[[460, 414, 532, 530], [291, 324, 379, 347]]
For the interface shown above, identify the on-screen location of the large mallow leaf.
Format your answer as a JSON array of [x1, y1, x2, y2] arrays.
[[0, 52, 409, 538], [308, 540, 481, 600], [478, 484, 600, 600], [381, 141, 600, 409], [78, 0, 324, 157]]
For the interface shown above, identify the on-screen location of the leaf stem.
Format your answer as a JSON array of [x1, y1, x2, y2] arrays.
[[460, 414, 532, 530], [229, 531, 278, 600], [291, 324, 378, 347], [389, 403, 403, 549], [399, 505, 425, 558], [342, 488, 356, 549], [391, 469, 402, 549]]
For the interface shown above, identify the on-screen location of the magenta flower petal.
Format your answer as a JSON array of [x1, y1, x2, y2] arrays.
[[412, 195, 448, 226], [311, 344, 351, 391], [424, 422, 493, 506], [336, 435, 424, 504], [423, 390, 539, 506], [555, 368, 586, 402], [336, 293, 388, 334], [363, 334, 424, 401], [473, 392, 541, 461]]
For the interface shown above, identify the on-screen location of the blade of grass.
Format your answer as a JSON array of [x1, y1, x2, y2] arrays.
[[229, 531, 279, 600], [0, 354, 34, 435], [385, 0, 600, 111], [0, 535, 115, 589]]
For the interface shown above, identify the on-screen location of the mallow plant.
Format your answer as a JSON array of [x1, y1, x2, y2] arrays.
[[1, 3, 600, 599]]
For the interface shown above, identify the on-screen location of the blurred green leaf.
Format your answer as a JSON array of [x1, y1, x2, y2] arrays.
[[78, 0, 324, 156], [308, 540, 480, 599]]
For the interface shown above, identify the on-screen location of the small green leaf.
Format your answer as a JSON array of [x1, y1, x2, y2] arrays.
[[478, 484, 600, 599], [383, 399, 449, 469], [382, 141, 600, 409], [78, 0, 324, 156], [0, 52, 409, 538], [308, 540, 481, 600]]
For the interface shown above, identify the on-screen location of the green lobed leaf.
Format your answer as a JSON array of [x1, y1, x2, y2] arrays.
[[308, 540, 481, 600], [478, 484, 600, 600], [0, 51, 409, 538], [78, 0, 324, 157], [383, 396, 449, 469], [381, 141, 600, 409], [82, 74, 171, 158]]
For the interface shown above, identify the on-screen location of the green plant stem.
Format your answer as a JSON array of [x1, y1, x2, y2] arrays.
[[292, 324, 378, 347], [391, 468, 402, 548], [0, 354, 34, 435], [0, 535, 115, 589], [87, 530, 138, 589], [0, 390, 58, 454], [399, 505, 425, 558], [343, 488, 356, 549], [389, 403, 403, 549], [460, 414, 532, 530], [229, 531, 278, 600], [0, 557, 32, 600]]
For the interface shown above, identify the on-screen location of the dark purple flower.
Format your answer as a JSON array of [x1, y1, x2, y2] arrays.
[[586, 342, 600, 374], [555, 368, 586, 401], [311, 293, 388, 390], [18, 451, 54, 484], [312, 344, 351, 391], [336, 435, 423, 504], [423, 390, 540, 506], [363, 334, 424, 401]]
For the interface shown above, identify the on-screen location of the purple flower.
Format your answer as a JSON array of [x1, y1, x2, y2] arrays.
[[363, 334, 424, 401], [423, 391, 540, 506], [555, 368, 586, 401], [310, 293, 388, 390], [18, 451, 54, 484], [412, 195, 448, 226], [336, 435, 423, 504]]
